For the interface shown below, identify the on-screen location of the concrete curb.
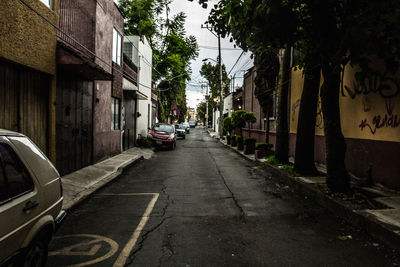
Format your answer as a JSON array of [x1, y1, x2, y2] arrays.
[[213, 133, 400, 252], [62, 154, 144, 211]]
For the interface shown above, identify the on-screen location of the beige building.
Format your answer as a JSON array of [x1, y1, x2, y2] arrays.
[[0, 0, 58, 161]]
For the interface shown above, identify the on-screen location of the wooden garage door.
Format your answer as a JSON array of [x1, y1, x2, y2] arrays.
[[56, 72, 93, 176], [0, 60, 49, 154]]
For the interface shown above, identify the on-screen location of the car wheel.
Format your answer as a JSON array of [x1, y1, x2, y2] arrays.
[[23, 237, 49, 267]]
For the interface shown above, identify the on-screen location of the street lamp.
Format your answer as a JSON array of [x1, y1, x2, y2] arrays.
[[201, 24, 223, 137]]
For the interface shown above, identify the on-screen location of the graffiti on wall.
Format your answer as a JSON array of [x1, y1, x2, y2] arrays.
[[359, 99, 399, 135], [343, 71, 400, 99], [343, 71, 400, 135]]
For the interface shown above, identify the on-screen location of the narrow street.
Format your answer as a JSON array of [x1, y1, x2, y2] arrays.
[[48, 128, 399, 266]]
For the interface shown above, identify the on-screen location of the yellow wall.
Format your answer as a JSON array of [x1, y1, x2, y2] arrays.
[[0, 0, 58, 163], [0, 0, 58, 75], [290, 66, 400, 143]]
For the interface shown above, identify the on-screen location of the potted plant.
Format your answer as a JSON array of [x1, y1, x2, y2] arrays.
[[244, 137, 256, 154], [237, 136, 244, 150], [223, 117, 234, 144], [226, 135, 232, 145], [231, 110, 246, 137], [244, 112, 256, 130], [231, 135, 237, 146], [255, 142, 274, 159]]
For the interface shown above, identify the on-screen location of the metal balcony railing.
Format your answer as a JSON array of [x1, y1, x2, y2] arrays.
[[58, 0, 95, 55]]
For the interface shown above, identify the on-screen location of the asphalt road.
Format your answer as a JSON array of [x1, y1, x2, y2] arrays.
[[48, 128, 399, 266]]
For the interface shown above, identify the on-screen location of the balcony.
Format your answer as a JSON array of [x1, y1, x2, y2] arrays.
[[58, 0, 95, 56]]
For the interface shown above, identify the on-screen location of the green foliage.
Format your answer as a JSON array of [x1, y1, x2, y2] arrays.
[[226, 135, 232, 142], [266, 155, 279, 165], [236, 136, 243, 143], [244, 112, 256, 128], [223, 117, 233, 134], [255, 143, 273, 151], [231, 110, 246, 130], [243, 137, 256, 145], [136, 136, 153, 148], [200, 62, 230, 99], [231, 135, 237, 142], [120, 0, 199, 123], [281, 164, 298, 176]]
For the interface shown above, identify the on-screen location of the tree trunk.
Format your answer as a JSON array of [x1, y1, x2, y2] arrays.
[[265, 109, 270, 144], [275, 46, 291, 163], [320, 66, 350, 192], [294, 62, 320, 175]]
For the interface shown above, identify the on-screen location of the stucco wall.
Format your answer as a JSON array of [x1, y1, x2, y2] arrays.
[[289, 65, 400, 189], [93, 0, 124, 162], [136, 37, 153, 138], [0, 0, 58, 75], [93, 81, 121, 162]]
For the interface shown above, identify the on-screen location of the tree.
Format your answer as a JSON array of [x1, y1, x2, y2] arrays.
[[120, 0, 199, 123], [275, 47, 291, 163], [192, 0, 400, 192], [231, 110, 246, 137], [254, 51, 280, 144], [223, 117, 233, 135], [244, 112, 256, 134], [200, 62, 230, 99]]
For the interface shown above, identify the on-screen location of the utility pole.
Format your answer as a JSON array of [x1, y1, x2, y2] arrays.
[[201, 23, 224, 137], [218, 36, 223, 136]]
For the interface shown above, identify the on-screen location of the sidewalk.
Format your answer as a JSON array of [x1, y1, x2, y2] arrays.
[[208, 129, 400, 251], [61, 147, 154, 210]]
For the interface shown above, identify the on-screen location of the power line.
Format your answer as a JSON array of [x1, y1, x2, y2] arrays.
[[19, 0, 191, 94], [228, 51, 245, 75], [199, 45, 241, 51]]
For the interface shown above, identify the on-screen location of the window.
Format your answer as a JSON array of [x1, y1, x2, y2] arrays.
[[124, 43, 133, 60], [0, 143, 34, 201], [113, 28, 122, 66], [0, 163, 7, 203], [112, 97, 121, 130], [39, 0, 52, 8]]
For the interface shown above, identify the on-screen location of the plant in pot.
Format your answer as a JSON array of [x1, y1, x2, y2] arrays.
[[223, 117, 233, 145], [231, 110, 246, 137], [244, 112, 257, 130], [231, 135, 237, 146], [237, 136, 244, 150], [255, 142, 274, 159], [244, 137, 256, 155], [226, 135, 232, 145]]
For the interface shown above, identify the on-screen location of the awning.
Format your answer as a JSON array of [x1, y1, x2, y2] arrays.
[[123, 78, 147, 100], [123, 77, 138, 91]]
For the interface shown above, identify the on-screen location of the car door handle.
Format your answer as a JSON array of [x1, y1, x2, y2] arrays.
[[23, 201, 39, 212]]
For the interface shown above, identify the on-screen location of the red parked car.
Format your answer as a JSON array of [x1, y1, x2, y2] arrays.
[[148, 123, 176, 150]]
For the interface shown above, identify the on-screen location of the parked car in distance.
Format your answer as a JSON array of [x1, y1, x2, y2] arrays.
[[189, 121, 196, 128], [182, 122, 190, 134], [175, 124, 186, 139], [0, 129, 66, 267], [148, 123, 177, 150]]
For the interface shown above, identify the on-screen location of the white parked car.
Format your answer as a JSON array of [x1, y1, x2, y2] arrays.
[[0, 129, 66, 266], [182, 122, 190, 134]]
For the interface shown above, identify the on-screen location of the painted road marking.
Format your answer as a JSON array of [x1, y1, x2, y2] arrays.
[[49, 234, 119, 267], [97, 193, 160, 267]]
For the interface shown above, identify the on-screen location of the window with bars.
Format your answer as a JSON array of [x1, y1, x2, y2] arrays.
[[111, 97, 121, 130], [112, 28, 122, 66]]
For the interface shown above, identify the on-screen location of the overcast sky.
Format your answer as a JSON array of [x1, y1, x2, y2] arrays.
[[168, 0, 254, 109]]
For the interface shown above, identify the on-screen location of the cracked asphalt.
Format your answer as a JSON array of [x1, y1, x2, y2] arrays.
[[48, 128, 400, 266]]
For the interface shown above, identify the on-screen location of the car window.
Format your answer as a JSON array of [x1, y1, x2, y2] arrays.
[[0, 163, 7, 203], [0, 143, 34, 199], [153, 125, 174, 133]]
